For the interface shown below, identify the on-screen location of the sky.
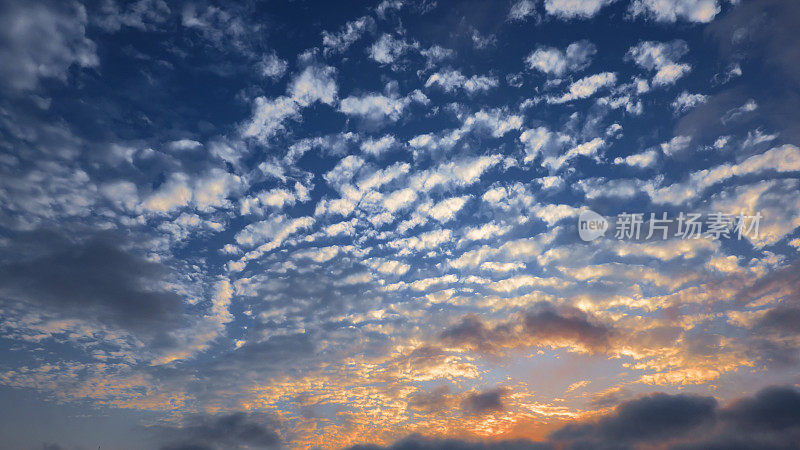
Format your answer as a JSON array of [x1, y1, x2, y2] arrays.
[[0, 0, 800, 449]]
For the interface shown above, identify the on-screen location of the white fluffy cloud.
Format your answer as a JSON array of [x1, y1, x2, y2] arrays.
[[143, 169, 243, 214], [410, 155, 503, 192], [324, 155, 365, 190], [243, 65, 337, 141], [548, 72, 617, 103], [289, 65, 338, 106], [544, 138, 605, 170], [525, 40, 597, 76], [646, 145, 800, 205], [322, 16, 374, 54], [614, 149, 658, 168], [242, 96, 299, 141], [519, 127, 570, 163], [425, 70, 499, 94], [660, 135, 692, 156], [339, 89, 428, 123], [258, 52, 288, 79], [672, 91, 708, 113], [544, 0, 617, 19], [234, 215, 315, 248], [710, 180, 800, 248], [422, 195, 471, 223], [508, 0, 537, 21], [360, 135, 397, 156], [627, 40, 691, 86], [630, 0, 722, 23], [368, 33, 415, 64]]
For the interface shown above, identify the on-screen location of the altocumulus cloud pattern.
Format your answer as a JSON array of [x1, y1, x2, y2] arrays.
[[1, 0, 800, 449]]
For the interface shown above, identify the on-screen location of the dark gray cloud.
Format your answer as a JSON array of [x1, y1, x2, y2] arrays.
[[551, 392, 717, 448], [346, 434, 551, 450], [157, 412, 281, 450], [0, 229, 184, 338], [407, 386, 454, 413], [440, 313, 511, 353], [461, 388, 508, 414], [722, 385, 800, 432], [672, 386, 800, 450], [440, 303, 613, 354], [347, 385, 800, 450], [522, 303, 612, 351], [754, 307, 800, 337]]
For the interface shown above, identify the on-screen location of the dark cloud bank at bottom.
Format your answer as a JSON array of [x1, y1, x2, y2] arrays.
[[134, 384, 800, 450], [345, 385, 800, 450]]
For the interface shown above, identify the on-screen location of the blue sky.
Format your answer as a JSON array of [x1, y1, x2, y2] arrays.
[[1, 0, 800, 449]]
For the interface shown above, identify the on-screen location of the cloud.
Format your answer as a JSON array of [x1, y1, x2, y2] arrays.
[[441, 302, 613, 354], [557, 385, 800, 449], [614, 149, 658, 168], [672, 91, 708, 114], [258, 52, 288, 80], [461, 388, 508, 414], [425, 70, 499, 94], [543, 137, 605, 170], [94, 0, 171, 32], [242, 65, 337, 141], [289, 65, 338, 107], [234, 215, 315, 248], [660, 135, 692, 156], [406, 386, 456, 412], [420, 45, 455, 69], [422, 195, 471, 223], [0, 231, 183, 338], [689, 0, 800, 142], [0, 0, 98, 92], [645, 144, 800, 205], [347, 435, 551, 450], [522, 304, 613, 350], [375, 0, 405, 17], [368, 33, 416, 65], [550, 392, 717, 446], [547, 72, 617, 103], [324, 154, 365, 190], [388, 229, 453, 253], [709, 179, 800, 247], [143, 169, 244, 214], [721, 99, 758, 124], [653, 63, 691, 85], [382, 187, 417, 212], [627, 40, 691, 86], [544, 0, 617, 19], [167, 139, 203, 151], [242, 95, 300, 141], [339, 89, 428, 124], [508, 0, 537, 21], [519, 127, 570, 163], [157, 412, 281, 450], [629, 0, 723, 23], [409, 154, 502, 192], [322, 16, 375, 55], [525, 40, 597, 76], [347, 386, 800, 450], [361, 135, 398, 156]]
